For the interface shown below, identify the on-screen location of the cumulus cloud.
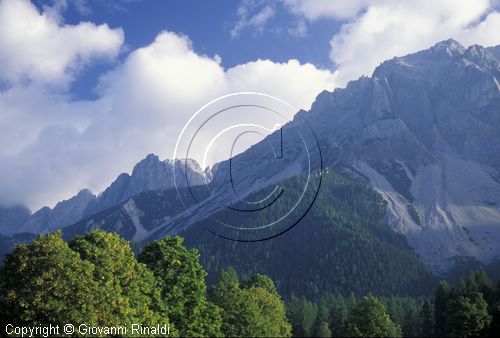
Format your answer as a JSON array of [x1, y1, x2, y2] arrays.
[[0, 0, 123, 86], [0, 29, 336, 210], [96, 31, 336, 177], [99, 32, 336, 148]]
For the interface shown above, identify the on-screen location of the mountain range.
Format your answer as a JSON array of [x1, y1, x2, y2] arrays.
[[1, 39, 500, 275], [0, 156, 206, 235]]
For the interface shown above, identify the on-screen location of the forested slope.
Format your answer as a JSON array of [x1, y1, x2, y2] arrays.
[[182, 171, 437, 299]]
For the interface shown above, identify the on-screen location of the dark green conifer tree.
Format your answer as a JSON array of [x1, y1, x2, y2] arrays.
[[434, 281, 451, 337]]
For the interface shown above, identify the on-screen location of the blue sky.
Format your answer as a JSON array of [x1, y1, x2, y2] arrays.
[[1, 0, 500, 209]]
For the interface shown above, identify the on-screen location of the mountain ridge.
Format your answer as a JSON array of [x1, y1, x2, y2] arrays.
[[0, 154, 208, 235], [1, 39, 499, 273], [300, 38, 500, 271]]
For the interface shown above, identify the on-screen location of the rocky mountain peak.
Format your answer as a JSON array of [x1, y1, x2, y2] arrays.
[[487, 45, 500, 60], [19, 188, 96, 234], [428, 38, 466, 58], [83, 154, 207, 217], [164, 157, 204, 173], [464, 44, 500, 71], [131, 153, 161, 175]]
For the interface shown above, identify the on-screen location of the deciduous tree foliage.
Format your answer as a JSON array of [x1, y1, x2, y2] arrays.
[[432, 270, 497, 338], [69, 231, 166, 328], [210, 268, 292, 337], [3, 228, 500, 337], [0, 231, 99, 326], [446, 292, 491, 338], [0, 231, 171, 336], [138, 236, 222, 337], [2, 231, 303, 338], [344, 296, 401, 337]]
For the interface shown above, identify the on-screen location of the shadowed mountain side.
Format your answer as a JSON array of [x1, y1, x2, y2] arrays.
[[181, 171, 437, 299]]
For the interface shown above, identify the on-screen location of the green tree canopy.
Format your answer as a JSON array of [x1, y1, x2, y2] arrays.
[[490, 281, 500, 336], [138, 236, 221, 337], [446, 291, 491, 338], [329, 295, 348, 337], [69, 231, 165, 327], [434, 280, 451, 337], [313, 302, 331, 337], [243, 273, 278, 295], [0, 230, 170, 335], [419, 300, 434, 337], [464, 269, 493, 295], [344, 296, 401, 337], [0, 231, 98, 326], [210, 268, 292, 337], [286, 295, 318, 337]]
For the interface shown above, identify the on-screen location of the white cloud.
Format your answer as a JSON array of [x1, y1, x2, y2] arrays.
[[0, 0, 123, 86], [97, 31, 336, 169], [0, 30, 336, 210], [73, 0, 92, 16], [283, 0, 372, 20], [225, 58, 336, 108], [101, 31, 336, 133], [231, 0, 275, 37], [283, 0, 500, 86], [329, 0, 500, 85], [459, 10, 500, 47]]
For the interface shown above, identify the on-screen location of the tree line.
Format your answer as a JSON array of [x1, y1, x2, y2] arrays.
[[286, 269, 500, 337], [1, 230, 499, 337]]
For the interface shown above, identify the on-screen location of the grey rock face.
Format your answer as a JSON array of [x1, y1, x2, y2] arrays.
[[488, 45, 500, 60], [83, 154, 207, 216], [20, 189, 96, 234], [302, 39, 500, 271]]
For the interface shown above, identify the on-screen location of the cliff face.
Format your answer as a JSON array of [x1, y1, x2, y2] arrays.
[[82, 154, 206, 217], [301, 39, 500, 271]]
